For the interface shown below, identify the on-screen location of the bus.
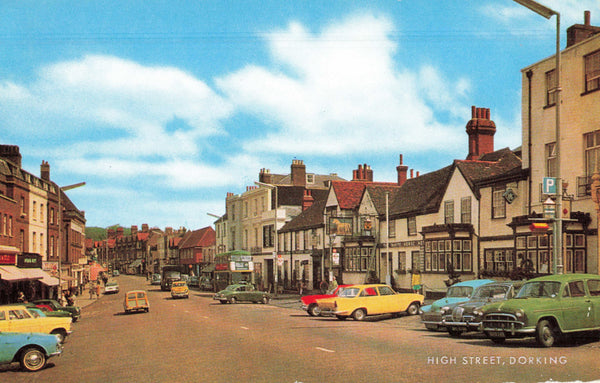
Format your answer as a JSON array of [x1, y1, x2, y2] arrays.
[[160, 265, 188, 291], [213, 250, 254, 292]]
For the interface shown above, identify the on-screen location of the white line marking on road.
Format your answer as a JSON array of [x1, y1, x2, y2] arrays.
[[241, 326, 249, 330], [316, 347, 335, 353], [203, 316, 209, 319]]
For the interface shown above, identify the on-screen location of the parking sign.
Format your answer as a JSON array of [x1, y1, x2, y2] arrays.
[[543, 177, 557, 195]]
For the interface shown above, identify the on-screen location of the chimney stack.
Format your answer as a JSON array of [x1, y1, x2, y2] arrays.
[[567, 11, 600, 47], [396, 154, 408, 186], [302, 189, 314, 211], [352, 163, 373, 182], [291, 159, 306, 187], [131, 225, 138, 235], [466, 106, 496, 161], [40, 161, 50, 181], [259, 168, 273, 184], [0, 145, 22, 168]]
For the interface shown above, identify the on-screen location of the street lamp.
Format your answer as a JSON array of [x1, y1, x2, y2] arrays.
[[254, 181, 279, 296], [57, 182, 86, 291], [513, 0, 562, 274]]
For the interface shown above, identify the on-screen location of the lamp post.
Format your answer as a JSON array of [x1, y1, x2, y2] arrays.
[[254, 181, 278, 296], [57, 182, 85, 291], [207, 212, 225, 254], [329, 233, 336, 283], [513, 0, 562, 274]]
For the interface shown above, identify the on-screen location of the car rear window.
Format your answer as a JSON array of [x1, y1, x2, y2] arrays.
[[587, 280, 600, 296]]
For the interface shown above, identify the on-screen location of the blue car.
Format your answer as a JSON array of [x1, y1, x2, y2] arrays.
[[420, 279, 495, 331], [0, 331, 63, 371]]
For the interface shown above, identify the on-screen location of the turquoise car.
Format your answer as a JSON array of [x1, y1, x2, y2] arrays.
[[420, 279, 495, 331], [0, 331, 63, 371]]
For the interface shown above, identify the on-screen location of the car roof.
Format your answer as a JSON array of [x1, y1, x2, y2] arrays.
[[449, 279, 495, 287], [526, 273, 600, 282]]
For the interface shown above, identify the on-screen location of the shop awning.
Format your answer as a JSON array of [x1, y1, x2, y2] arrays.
[[25, 268, 59, 286], [0, 266, 30, 282], [17, 268, 43, 281]]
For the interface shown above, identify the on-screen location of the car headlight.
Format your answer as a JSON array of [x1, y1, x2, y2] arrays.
[[514, 309, 526, 321], [440, 306, 450, 315], [473, 309, 483, 317]]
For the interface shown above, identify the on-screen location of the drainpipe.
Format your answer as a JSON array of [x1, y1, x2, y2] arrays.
[[526, 69, 533, 214]]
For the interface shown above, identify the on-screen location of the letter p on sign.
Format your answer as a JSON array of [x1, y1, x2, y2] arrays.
[[543, 177, 557, 195]]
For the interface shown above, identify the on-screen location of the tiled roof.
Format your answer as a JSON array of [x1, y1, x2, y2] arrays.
[[331, 180, 398, 210], [278, 186, 328, 207], [364, 184, 404, 215], [389, 165, 454, 218], [178, 226, 215, 249], [280, 197, 327, 233]]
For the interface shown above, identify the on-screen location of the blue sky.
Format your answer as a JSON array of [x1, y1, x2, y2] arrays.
[[1, 0, 597, 230]]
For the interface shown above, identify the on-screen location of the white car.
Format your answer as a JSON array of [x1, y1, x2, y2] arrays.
[[104, 281, 119, 294]]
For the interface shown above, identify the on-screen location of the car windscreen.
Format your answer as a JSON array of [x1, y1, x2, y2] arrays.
[[516, 281, 561, 298], [472, 285, 510, 299], [446, 286, 472, 298]]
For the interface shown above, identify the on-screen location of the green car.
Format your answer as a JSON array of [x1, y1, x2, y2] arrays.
[[478, 273, 600, 347], [213, 283, 270, 304], [33, 299, 81, 322]]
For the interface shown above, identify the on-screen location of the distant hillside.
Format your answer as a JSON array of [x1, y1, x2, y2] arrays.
[[85, 225, 131, 241]]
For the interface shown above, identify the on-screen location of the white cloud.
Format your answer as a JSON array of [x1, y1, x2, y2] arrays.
[[484, 0, 600, 28], [217, 13, 469, 156]]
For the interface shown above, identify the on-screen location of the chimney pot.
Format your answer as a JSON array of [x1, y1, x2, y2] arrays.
[[585, 10, 591, 25]]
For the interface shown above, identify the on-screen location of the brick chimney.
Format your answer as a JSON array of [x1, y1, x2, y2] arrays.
[[40, 161, 50, 181], [0, 145, 22, 168], [259, 168, 273, 184], [117, 227, 124, 239], [567, 11, 600, 48], [142, 223, 149, 232], [131, 225, 138, 235], [291, 159, 306, 187], [107, 229, 116, 240], [352, 164, 373, 182], [302, 189, 314, 211], [466, 106, 496, 161], [396, 154, 408, 186]]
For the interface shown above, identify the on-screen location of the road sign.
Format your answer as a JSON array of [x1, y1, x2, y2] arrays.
[[543, 177, 557, 195]]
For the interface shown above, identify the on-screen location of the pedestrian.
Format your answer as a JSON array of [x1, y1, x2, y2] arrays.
[[412, 270, 422, 293], [89, 283, 95, 299], [17, 291, 26, 303], [330, 276, 338, 290]]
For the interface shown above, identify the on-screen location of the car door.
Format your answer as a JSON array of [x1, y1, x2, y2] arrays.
[[561, 280, 595, 331], [7, 308, 37, 333], [377, 285, 401, 313], [586, 279, 600, 328]]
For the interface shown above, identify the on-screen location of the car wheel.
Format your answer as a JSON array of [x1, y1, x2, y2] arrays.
[[145, 308, 149, 313], [51, 329, 66, 343], [19, 347, 47, 372], [262, 296, 270, 304], [536, 319, 557, 347], [406, 302, 420, 316], [336, 315, 347, 321], [219, 300, 227, 304], [447, 328, 462, 337], [230, 297, 237, 304], [352, 309, 367, 321], [308, 304, 321, 317]]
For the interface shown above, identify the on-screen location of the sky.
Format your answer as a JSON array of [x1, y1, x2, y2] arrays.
[[1, 0, 598, 231]]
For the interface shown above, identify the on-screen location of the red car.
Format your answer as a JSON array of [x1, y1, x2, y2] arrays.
[[301, 285, 352, 316]]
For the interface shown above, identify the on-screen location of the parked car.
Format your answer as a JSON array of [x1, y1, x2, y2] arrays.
[[420, 279, 495, 331], [199, 277, 213, 291], [33, 299, 81, 322], [150, 273, 162, 285], [317, 284, 424, 321], [213, 283, 270, 304], [440, 280, 524, 337], [123, 290, 150, 314], [0, 331, 63, 372], [479, 273, 600, 347], [170, 281, 189, 299], [300, 284, 352, 316], [0, 305, 72, 342], [104, 281, 120, 294], [188, 275, 199, 287], [26, 305, 72, 319], [113, 270, 120, 277]]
